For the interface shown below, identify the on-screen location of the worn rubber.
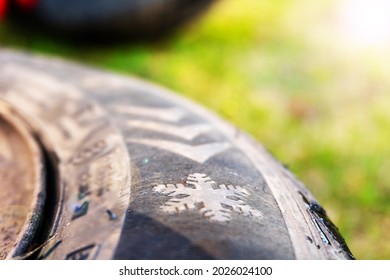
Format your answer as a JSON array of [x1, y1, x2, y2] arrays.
[[0, 49, 354, 260]]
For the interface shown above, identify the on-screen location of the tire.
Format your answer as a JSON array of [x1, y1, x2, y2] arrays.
[[12, 0, 213, 40], [0, 49, 354, 260]]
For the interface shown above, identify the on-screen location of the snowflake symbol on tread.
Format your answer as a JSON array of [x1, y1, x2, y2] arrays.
[[153, 173, 262, 222]]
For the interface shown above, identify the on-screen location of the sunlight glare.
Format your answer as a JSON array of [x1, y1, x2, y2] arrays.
[[338, 0, 390, 49]]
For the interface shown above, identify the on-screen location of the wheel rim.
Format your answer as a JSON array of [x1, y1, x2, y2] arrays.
[[0, 101, 46, 259]]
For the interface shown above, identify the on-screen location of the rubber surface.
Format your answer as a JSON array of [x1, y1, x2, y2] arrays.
[[0, 49, 355, 260]]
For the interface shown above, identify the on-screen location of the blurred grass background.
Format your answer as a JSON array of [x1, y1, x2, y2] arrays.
[[1, 0, 389, 259]]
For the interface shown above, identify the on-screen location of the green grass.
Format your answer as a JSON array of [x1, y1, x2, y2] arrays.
[[1, 0, 389, 259]]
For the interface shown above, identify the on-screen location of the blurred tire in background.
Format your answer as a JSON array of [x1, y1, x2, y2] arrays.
[[9, 0, 214, 40]]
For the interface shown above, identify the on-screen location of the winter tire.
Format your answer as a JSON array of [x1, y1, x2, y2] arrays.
[[0, 49, 354, 260]]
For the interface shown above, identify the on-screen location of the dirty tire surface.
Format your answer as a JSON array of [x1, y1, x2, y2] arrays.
[[0, 50, 354, 260]]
